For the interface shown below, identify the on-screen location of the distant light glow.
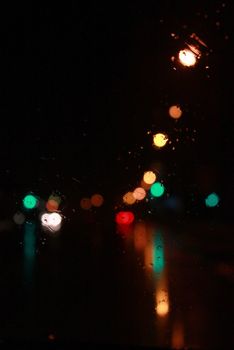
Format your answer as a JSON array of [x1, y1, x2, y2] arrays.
[[48, 213, 62, 227], [115, 211, 135, 225], [143, 171, 156, 185], [205, 192, 219, 207], [80, 198, 92, 210], [13, 212, 25, 225], [41, 213, 50, 226], [46, 199, 59, 212], [23, 194, 38, 210], [123, 192, 136, 205], [40, 212, 62, 232], [169, 105, 182, 119], [178, 49, 197, 67], [133, 187, 146, 201], [153, 133, 168, 148], [150, 182, 165, 197], [90, 194, 104, 207]]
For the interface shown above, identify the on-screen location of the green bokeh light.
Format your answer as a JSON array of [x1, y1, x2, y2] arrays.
[[23, 194, 38, 210], [150, 182, 165, 197], [205, 192, 219, 208]]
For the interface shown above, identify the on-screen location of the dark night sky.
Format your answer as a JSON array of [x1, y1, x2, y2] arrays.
[[0, 1, 233, 217]]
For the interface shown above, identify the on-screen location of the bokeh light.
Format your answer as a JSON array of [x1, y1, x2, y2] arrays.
[[115, 211, 135, 225], [41, 213, 50, 226], [23, 194, 38, 210], [91, 194, 104, 207], [123, 192, 136, 205], [169, 105, 182, 119], [80, 198, 92, 210], [150, 182, 165, 197], [48, 212, 62, 227], [46, 199, 59, 212], [133, 187, 146, 201], [178, 49, 197, 67], [13, 212, 25, 225], [153, 133, 168, 148], [205, 192, 219, 207], [143, 171, 156, 185]]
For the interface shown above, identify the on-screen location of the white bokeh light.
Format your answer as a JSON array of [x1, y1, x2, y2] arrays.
[[47, 213, 62, 227], [178, 49, 197, 67]]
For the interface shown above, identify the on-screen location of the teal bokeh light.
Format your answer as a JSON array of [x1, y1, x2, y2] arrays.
[[23, 194, 38, 210], [150, 182, 165, 197], [205, 192, 219, 207]]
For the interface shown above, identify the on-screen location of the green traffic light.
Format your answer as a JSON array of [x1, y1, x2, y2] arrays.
[[23, 194, 38, 210]]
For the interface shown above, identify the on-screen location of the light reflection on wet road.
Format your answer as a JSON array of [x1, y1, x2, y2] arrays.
[[0, 218, 233, 348]]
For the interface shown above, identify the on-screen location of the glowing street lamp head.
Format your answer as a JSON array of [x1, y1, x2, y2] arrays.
[[178, 49, 197, 67], [23, 194, 38, 210], [153, 133, 168, 148]]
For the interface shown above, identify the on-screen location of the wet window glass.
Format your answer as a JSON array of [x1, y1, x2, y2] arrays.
[[0, 1, 233, 348]]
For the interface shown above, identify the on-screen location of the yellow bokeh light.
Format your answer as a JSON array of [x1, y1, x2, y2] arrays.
[[143, 171, 156, 185], [133, 187, 146, 200], [153, 133, 168, 148], [178, 49, 197, 67], [123, 192, 136, 205], [156, 300, 169, 316], [169, 105, 182, 119], [156, 289, 169, 317]]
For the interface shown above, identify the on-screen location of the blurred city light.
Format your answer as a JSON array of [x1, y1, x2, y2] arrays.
[[46, 199, 59, 212], [143, 171, 156, 185], [13, 212, 25, 225], [123, 191, 136, 205], [150, 182, 165, 197], [178, 49, 197, 67], [169, 105, 182, 119], [133, 187, 146, 201], [115, 211, 135, 225], [205, 192, 219, 207], [23, 194, 38, 210], [153, 133, 168, 148], [90, 193, 104, 207], [80, 198, 92, 210]]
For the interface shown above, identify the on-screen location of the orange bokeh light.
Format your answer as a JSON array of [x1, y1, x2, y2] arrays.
[[133, 187, 146, 201], [46, 199, 59, 212], [91, 194, 104, 207], [169, 105, 182, 119], [123, 191, 136, 205], [80, 198, 92, 210]]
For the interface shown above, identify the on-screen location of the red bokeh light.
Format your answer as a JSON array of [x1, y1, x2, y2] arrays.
[[115, 211, 135, 225]]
